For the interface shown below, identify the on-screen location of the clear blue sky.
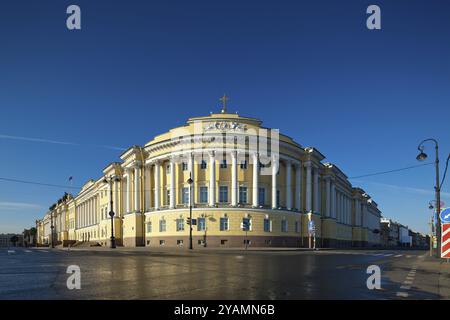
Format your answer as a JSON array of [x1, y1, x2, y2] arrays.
[[0, 0, 449, 234]]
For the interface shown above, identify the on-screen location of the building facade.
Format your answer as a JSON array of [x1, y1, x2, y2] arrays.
[[36, 106, 382, 248]]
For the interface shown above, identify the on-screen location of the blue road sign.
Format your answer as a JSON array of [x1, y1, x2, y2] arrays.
[[242, 218, 250, 231], [191, 219, 197, 226], [440, 208, 450, 223]]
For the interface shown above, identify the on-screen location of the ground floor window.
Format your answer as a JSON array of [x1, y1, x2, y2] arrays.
[[159, 219, 166, 232], [176, 218, 184, 231], [220, 239, 228, 245], [281, 219, 288, 232], [197, 217, 206, 231], [220, 217, 229, 231], [264, 218, 271, 232], [159, 240, 165, 246], [265, 239, 272, 245], [177, 240, 184, 246], [295, 221, 300, 233]]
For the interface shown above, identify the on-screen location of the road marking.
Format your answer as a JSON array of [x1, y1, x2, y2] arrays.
[[396, 292, 409, 298], [24, 250, 32, 253], [400, 285, 411, 290], [406, 276, 414, 281], [7, 250, 15, 254], [406, 255, 412, 258], [403, 280, 413, 285], [394, 254, 403, 257], [384, 253, 393, 257], [373, 253, 384, 256], [41, 250, 49, 253]]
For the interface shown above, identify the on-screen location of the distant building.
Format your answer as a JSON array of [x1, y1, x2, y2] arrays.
[[22, 228, 37, 247], [380, 218, 400, 247], [0, 233, 23, 247], [399, 225, 412, 247]]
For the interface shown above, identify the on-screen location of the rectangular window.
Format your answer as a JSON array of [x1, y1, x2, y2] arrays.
[[182, 162, 188, 171], [220, 239, 228, 245], [264, 239, 272, 245], [159, 240, 165, 246], [220, 217, 229, 231], [276, 190, 281, 208], [182, 187, 189, 204], [295, 221, 300, 233], [176, 218, 184, 231], [159, 219, 166, 232], [258, 188, 265, 206], [177, 240, 184, 246], [239, 186, 247, 204], [219, 186, 228, 203], [199, 187, 208, 203], [220, 159, 227, 169], [146, 222, 152, 233], [240, 160, 248, 169], [264, 218, 271, 232], [197, 217, 206, 231], [166, 189, 170, 205], [200, 160, 207, 169], [281, 219, 288, 232]]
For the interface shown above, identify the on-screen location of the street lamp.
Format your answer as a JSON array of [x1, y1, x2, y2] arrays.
[[50, 211, 55, 249], [187, 172, 194, 250], [103, 175, 120, 249], [416, 139, 441, 258]]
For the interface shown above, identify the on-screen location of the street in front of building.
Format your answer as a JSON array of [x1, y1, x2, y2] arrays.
[[0, 247, 448, 300]]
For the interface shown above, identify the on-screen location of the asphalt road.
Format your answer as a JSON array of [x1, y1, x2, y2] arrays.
[[0, 247, 437, 300]]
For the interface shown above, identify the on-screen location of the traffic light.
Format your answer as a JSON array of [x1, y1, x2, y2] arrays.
[[186, 217, 191, 225]]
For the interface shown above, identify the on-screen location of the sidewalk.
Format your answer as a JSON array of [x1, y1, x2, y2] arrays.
[[414, 255, 450, 299]]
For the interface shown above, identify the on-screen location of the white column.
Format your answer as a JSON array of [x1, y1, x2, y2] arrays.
[[154, 161, 160, 209], [305, 162, 312, 213], [144, 164, 151, 211], [313, 167, 319, 214], [295, 162, 302, 211], [90, 199, 93, 225], [170, 159, 176, 209], [82, 202, 85, 227], [331, 183, 336, 218], [114, 178, 119, 216], [271, 156, 278, 209], [126, 170, 131, 213], [209, 152, 216, 206], [231, 151, 238, 206], [355, 199, 360, 226], [252, 152, 259, 207], [134, 165, 140, 212], [325, 177, 331, 217], [285, 160, 292, 210]]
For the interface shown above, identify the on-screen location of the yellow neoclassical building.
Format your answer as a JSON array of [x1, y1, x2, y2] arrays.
[[36, 102, 381, 248]]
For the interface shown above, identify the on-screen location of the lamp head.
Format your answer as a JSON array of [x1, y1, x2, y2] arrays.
[[416, 152, 428, 161]]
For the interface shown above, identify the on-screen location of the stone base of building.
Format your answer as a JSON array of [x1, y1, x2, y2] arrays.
[[123, 236, 145, 247], [146, 235, 306, 248]]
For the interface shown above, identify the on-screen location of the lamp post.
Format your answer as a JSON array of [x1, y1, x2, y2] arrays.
[[416, 139, 442, 258], [50, 210, 55, 249], [103, 175, 120, 249], [187, 172, 193, 250]]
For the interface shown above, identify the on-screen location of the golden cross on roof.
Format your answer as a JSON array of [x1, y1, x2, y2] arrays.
[[219, 94, 229, 113]]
